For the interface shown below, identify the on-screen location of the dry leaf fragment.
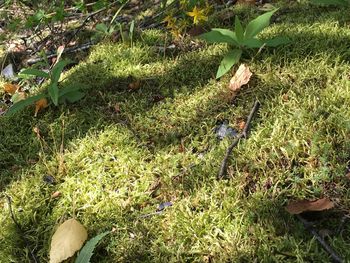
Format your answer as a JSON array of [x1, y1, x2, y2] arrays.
[[285, 198, 334, 215], [35, 98, 48, 117], [49, 218, 88, 263], [229, 64, 252, 95], [4, 83, 19, 94], [238, 120, 246, 130], [51, 191, 61, 199]]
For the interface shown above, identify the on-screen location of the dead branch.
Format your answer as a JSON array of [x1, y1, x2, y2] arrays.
[[297, 215, 343, 263], [5, 194, 39, 263], [218, 100, 260, 179]]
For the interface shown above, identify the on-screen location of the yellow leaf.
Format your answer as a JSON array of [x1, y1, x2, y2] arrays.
[[49, 218, 88, 263], [4, 83, 19, 94], [34, 98, 48, 117], [187, 6, 208, 25]]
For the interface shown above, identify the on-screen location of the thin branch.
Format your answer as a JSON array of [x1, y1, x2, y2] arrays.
[[5, 194, 39, 263], [297, 215, 343, 263], [218, 100, 260, 179]]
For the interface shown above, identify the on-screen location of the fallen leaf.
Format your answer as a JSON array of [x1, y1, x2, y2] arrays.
[[229, 64, 252, 96], [11, 91, 26, 103], [128, 80, 141, 90], [285, 198, 334, 215], [4, 83, 19, 94], [35, 98, 48, 117], [238, 120, 246, 130], [1, 64, 15, 79], [51, 191, 61, 199], [49, 218, 88, 263]]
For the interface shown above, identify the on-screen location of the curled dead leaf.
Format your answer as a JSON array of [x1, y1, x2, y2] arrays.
[[285, 198, 334, 215], [228, 64, 252, 99], [4, 83, 19, 94], [49, 218, 88, 263], [35, 98, 48, 117]]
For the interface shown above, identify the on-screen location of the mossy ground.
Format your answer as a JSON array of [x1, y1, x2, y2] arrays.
[[1, 1, 350, 262]]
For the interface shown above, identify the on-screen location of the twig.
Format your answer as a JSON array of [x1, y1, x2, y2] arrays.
[[218, 100, 260, 179], [5, 194, 39, 263], [297, 215, 343, 263]]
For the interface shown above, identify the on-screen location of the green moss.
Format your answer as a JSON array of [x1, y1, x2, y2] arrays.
[[1, 2, 350, 262]]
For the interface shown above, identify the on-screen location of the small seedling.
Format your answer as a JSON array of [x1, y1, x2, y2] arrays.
[[6, 58, 84, 116], [199, 9, 290, 78]]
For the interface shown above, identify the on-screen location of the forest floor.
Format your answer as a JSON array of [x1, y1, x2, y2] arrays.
[[1, 1, 350, 262]]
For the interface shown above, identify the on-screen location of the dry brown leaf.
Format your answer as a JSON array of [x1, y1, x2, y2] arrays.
[[49, 218, 88, 263], [51, 191, 61, 199], [238, 120, 246, 130], [4, 83, 19, 94], [35, 98, 48, 117], [229, 64, 252, 98], [285, 198, 334, 215]]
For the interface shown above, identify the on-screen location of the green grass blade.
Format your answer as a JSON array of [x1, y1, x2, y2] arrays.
[[75, 231, 110, 263], [216, 49, 242, 79], [244, 9, 278, 39]]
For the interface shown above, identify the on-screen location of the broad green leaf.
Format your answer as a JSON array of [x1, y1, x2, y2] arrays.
[[96, 23, 108, 33], [216, 49, 242, 79], [20, 68, 49, 78], [75, 232, 110, 263], [61, 90, 85, 103], [5, 93, 47, 116], [51, 59, 72, 84], [199, 30, 238, 45], [264, 36, 290, 47], [235, 16, 244, 44], [243, 38, 264, 48], [48, 83, 59, 106], [244, 9, 278, 39], [310, 0, 348, 6], [212, 28, 239, 44]]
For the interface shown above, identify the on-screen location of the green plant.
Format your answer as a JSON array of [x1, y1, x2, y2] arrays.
[[75, 231, 110, 263], [199, 9, 290, 78], [6, 59, 84, 116]]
